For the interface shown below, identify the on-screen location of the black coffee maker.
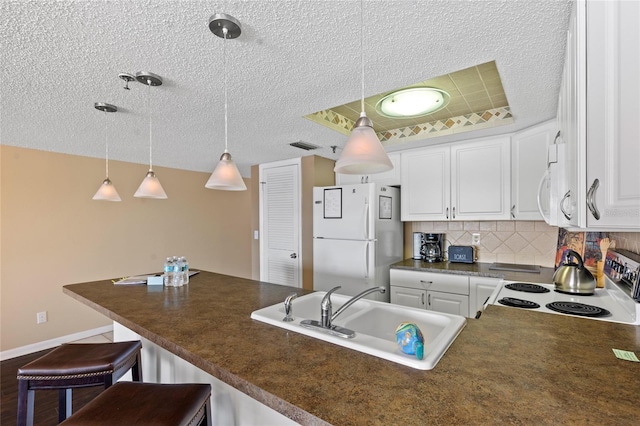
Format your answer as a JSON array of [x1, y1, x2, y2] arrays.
[[422, 233, 444, 262]]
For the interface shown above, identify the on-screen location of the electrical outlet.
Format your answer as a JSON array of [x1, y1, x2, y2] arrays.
[[472, 233, 481, 245], [37, 311, 47, 324]]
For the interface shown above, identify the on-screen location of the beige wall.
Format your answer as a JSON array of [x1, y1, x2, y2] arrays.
[[250, 164, 261, 281], [0, 146, 252, 352]]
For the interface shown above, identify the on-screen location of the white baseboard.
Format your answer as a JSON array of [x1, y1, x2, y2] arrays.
[[0, 325, 114, 361]]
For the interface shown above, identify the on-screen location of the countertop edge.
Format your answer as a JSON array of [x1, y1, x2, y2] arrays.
[[63, 286, 329, 426], [390, 259, 557, 283]]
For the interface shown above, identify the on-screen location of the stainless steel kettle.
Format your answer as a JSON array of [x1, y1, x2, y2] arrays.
[[553, 250, 596, 295]]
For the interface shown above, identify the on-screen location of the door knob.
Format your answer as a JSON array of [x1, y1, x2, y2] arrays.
[[290, 253, 297, 259]]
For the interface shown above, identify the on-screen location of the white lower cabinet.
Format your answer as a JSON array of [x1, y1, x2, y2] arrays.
[[427, 291, 469, 317], [390, 269, 469, 317], [469, 277, 500, 316], [390, 286, 426, 309], [391, 270, 502, 318], [113, 322, 297, 426]]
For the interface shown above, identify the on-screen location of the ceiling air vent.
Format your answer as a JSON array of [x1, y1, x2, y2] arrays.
[[289, 141, 319, 151]]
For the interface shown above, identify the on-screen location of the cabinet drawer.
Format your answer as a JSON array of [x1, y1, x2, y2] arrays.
[[390, 269, 469, 295]]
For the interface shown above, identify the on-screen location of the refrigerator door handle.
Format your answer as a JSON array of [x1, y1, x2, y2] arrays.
[[364, 241, 369, 279], [362, 201, 370, 240]]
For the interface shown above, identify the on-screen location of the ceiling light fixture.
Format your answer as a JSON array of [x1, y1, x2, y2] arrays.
[[334, 0, 393, 175], [134, 71, 168, 199], [376, 87, 450, 118], [205, 13, 246, 191], [92, 102, 121, 202]]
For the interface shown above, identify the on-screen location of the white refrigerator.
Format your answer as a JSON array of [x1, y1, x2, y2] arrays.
[[313, 183, 403, 302]]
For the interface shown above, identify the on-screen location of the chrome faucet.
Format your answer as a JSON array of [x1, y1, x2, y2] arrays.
[[301, 285, 386, 338], [321, 286, 386, 328], [283, 293, 297, 322]]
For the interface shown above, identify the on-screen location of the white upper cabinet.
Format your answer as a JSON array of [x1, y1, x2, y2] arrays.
[[556, 0, 587, 228], [401, 145, 450, 221], [557, 0, 639, 229], [511, 120, 556, 220], [584, 0, 640, 228], [451, 137, 511, 221], [401, 137, 511, 221], [336, 152, 401, 186]]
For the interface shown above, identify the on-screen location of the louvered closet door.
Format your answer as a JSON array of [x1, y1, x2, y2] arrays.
[[261, 162, 301, 287]]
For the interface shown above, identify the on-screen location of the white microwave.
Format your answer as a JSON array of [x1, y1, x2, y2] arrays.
[[537, 141, 566, 226]]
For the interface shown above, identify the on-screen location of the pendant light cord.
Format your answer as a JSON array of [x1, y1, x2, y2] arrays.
[[103, 110, 109, 178], [223, 26, 229, 152], [360, 0, 365, 114], [147, 79, 153, 170]]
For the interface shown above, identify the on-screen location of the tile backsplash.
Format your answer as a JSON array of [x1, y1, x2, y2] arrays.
[[608, 232, 640, 255], [406, 222, 639, 268], [408, 221, 559, 268]]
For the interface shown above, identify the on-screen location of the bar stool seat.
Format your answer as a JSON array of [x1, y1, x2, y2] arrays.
[[17, 341, 142, 426], [59, 382, 212, 426]]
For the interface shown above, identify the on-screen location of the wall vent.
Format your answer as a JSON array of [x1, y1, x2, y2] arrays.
[[289, 141, 319, 151]]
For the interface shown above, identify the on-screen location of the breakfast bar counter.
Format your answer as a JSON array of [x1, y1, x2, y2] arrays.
[[63, 271, 640, 425]]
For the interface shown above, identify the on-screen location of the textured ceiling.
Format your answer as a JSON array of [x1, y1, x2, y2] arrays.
[[0, 0, 572, 177]]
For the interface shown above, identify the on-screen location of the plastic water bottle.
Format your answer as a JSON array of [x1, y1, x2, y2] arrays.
[[182, 257, 189, 285], [163, 257, 174, 286], [172, 256, 182, 287]]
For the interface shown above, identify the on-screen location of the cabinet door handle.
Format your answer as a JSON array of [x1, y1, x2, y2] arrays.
[[419, 280, 433, 286], [586, 178, 600, 220], [421, 293, 425, 306], [511, 205, 516, 219], [560, 190, 572, 220], [446, 207, 449, 219], [452, 207, 456, 219], [428, 294, 431, 306]]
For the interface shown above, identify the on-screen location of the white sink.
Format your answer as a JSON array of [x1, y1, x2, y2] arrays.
[[250, 292, 466, 370]]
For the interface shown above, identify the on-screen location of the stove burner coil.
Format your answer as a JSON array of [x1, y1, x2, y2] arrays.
[[505, 283, 550, 293], [546, 302, 611, 317], [498, 297, 541, 309]]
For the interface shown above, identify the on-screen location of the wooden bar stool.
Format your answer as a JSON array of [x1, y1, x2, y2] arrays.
[[59, 381, 212, 426], [17, 341, 142, 426]]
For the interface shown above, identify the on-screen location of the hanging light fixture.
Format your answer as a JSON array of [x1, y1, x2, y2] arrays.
[[334, 0, 393, 175], [134, 71, 168, 199], [205, 13, 247, 191], [92, 102, 121, 202]]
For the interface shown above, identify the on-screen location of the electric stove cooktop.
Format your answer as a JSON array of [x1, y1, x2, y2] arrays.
[[489, 279, 639, 325]]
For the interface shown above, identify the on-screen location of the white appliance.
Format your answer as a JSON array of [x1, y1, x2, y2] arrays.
[[486, 250, 640, 325], [537, 140, 566, 226], [313, 183, 403, 303]]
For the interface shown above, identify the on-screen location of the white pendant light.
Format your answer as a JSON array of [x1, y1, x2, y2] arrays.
[[92, 102, 122, 202], [134, 72, 168, 199], [205, 13, 246, 191], [334, 0, 393, 175]]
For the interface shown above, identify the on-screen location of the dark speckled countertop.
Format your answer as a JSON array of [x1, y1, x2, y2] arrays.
[[64, 271, 640, 425], [391, 259, 557, 284]]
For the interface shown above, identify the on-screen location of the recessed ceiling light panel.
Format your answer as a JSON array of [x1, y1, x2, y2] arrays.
[[376, 87, 450, 118]]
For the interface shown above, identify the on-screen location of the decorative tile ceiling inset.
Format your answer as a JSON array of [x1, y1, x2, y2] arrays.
[[305, 61, 513, 144]]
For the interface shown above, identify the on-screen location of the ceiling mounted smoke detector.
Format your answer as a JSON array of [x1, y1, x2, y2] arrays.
[[376, 87, 450, 118]]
